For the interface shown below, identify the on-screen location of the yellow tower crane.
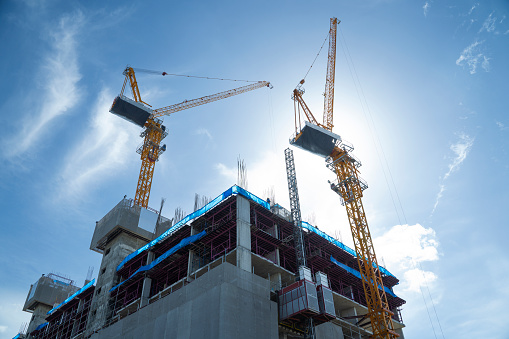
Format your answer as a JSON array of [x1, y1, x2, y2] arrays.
[[290, 18, 399, 338], [111, 66, 271, 208]]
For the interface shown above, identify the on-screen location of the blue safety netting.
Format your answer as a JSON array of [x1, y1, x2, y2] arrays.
[[110, 230, 207, 293], [47, 279, 95, 316], [117, 185, 270, 271], [301, 221, 358, 258], [12, 334, 20, 339], [301, 221, 395, 278], [330, 256, 396, 298], [35, 322, 48, 331]]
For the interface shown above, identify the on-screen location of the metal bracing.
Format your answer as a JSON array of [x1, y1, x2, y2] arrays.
[[323, 18, 338, 131], [133, 118, 168, 207], [328, 145, 398, 338], [284, 148, 307, 268]]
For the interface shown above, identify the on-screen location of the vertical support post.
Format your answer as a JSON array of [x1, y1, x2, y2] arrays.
[[236, 195, 252, 272], [140, 252, 154, 307]]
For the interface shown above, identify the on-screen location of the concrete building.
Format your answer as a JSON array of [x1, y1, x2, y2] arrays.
[[17, 185, 406, 339]]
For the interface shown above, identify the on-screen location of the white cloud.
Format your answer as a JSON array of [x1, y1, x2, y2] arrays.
[[195, 128, 213, 140], [496, 121, 507, 130], [0, 325, 7, 333], [215, 163, 236, 183], [54, 88, 139, 201], [456, 40, 489, 74], [423, 2, 430, 17], [444, 133, 474, 180], [431, 134, 474, 215], [479, 12, 497, 33], [374, 224, 439, 293], [481, 55, 491, 72], [468, 3, 478, 15], [3, 11, 83, 159], [403, 268, 437, 293]]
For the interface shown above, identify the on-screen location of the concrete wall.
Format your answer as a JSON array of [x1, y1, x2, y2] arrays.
[[26, 304, 52, 335], [90, 263, 279, 339], [86, 232, 149, 336], [315, 322, 344, 338], [23, 275, 78, 312]]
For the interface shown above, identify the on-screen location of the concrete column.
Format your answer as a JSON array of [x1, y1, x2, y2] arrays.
[[26, 304, 51, 335], [269, 272, 282, 292], [86, 232, 148, 336], [140, 252, 155, 307], [236, 195, 251, 272]]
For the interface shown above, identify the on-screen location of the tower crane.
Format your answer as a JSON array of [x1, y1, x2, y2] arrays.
[[110, 66, 271, 208], [290, 18, 399, 338]]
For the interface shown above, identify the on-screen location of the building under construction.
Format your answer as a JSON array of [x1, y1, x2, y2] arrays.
[[17, 184, 406, 339], [14, 16, 408, 339]]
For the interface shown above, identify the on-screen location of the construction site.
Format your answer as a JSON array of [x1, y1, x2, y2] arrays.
[[15, 18, 407, 339]]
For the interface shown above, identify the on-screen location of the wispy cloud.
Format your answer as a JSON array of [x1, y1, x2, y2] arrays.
[[215, 163, 236, 183], [479, 12, 497, 33], [456, 40, 488, 74], [496, 121, 507, 131], [468, 3, 478, 16], [54, 88, 139, 202], [195, 128, 213, 141], [423, 2, 430, 17], [375, 224, 439, 293], [431, 134, 474, 215], [3, 12, 84, 159]]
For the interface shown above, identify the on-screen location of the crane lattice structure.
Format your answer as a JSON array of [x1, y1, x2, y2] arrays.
[[290, 18, 399, 338], [284, 147, 307, 268], [111, 66, 271, 208]]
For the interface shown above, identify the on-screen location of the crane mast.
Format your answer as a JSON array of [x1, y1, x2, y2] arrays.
[[323, 18, 338, 131], [290, 19, 398, 338], [112, 66, 271, 208]]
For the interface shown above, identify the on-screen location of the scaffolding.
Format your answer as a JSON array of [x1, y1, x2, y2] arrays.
[[29, 282, 95, 339], [30, 185, 405, 338]]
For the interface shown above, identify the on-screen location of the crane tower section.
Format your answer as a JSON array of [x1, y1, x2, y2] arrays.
[[284, 147, 307, 268]]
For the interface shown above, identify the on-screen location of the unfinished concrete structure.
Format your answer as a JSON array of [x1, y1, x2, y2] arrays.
[[22, 274, 80, 335], [18, 185, 405, 339]]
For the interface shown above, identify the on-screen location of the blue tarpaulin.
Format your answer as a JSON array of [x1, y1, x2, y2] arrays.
[[117, 185, 269, 271], [35, 322, 48, 331], [301, 221, 395, 278], [47, 279, 95, 316], [110, 230, 207, 293], [330, 256, 396, 298]]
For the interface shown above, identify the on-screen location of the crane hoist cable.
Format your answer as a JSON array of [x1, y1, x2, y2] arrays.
[[111, 66, 271, 208], [132, 67, 262, 82]]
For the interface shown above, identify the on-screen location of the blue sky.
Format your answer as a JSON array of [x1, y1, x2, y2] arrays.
[[1, 0, 508, 338]]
